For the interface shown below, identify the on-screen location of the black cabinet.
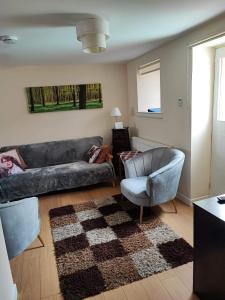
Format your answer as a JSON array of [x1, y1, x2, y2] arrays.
[[112, 127, 131, 175], [194, 197, 225, 300]]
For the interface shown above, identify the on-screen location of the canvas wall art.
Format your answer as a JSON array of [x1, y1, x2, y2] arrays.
[[26, 83, 102, 113]]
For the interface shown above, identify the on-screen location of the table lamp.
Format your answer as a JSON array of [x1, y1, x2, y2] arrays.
[[110, 107, 123, 129]]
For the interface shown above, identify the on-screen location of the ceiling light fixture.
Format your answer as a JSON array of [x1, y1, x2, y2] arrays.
[[0, 35, 18, 44], [75, 18, 109, 54]]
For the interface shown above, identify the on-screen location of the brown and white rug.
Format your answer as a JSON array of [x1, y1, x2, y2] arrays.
[[49, 194, 193, 300]]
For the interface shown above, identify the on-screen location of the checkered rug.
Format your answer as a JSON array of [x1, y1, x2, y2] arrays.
[[49, 194, 193, 300]]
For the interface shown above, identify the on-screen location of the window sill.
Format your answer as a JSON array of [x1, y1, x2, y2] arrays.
[[136, 112, 163, 119]]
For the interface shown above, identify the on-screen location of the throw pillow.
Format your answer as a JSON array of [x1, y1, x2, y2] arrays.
[[1, 149, 27, 169], [88, 145, 102, 163], [0, 149, 26, 176]]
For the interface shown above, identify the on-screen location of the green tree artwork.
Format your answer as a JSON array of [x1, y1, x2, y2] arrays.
[[26, 83, 103, 113]]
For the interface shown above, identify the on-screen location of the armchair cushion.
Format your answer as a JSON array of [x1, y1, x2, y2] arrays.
[[120, 177, 151, 207]]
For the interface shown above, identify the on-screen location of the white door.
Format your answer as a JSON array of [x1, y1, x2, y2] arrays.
[[211, 47, 225, 195]]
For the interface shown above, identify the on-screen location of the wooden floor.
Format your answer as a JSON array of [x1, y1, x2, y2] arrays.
[[10, 183, 199, 300]]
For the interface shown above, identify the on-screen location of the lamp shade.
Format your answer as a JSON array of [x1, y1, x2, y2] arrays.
[[76, 18, 109, 54], [110, 107, 121, 117]]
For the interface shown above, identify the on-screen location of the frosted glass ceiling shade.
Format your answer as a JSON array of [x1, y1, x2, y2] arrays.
[[111, 107, 122, 117], [76, 18, 109, 54]]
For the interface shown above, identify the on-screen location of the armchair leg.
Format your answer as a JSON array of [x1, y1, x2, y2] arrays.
[[172, 199, 177, 213], [38, 235, 45, 247], [140, 206, 144, 224], [112, 180, 116, 188], [25, 235, 44, 252]]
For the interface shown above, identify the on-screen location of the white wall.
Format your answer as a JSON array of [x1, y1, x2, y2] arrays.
[[0, 64, 128, 146], [0, 219, 17, 300], [191, 46, 215, 200], [127, 14, 225, 202]]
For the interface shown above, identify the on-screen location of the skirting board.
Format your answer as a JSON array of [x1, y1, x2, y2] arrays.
[[191, 194, 210, 202], [177, 192, 210, 206], [176, 192, 193, 207]]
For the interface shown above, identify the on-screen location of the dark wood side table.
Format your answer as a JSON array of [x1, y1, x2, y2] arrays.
[[194, 197, 225, 300], [112, 127, 131, 175]]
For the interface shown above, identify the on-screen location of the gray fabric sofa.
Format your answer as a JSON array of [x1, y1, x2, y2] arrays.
[[0, 136, 115, 203]]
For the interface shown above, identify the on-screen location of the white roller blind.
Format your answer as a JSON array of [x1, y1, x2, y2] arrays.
[[138, 60, 160, 75]]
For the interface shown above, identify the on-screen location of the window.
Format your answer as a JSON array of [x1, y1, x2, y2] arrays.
[[137, 60, 161, 114]]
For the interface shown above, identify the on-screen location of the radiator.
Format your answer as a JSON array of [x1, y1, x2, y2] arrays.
[[130, 136, 169, 152]]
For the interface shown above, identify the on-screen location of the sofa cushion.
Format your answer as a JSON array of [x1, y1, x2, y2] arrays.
[[0, 137, 103, 168], [0, 161, 114, 202]]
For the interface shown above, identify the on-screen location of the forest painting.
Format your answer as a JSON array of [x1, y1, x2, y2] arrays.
[[26, 83, 103, 113]]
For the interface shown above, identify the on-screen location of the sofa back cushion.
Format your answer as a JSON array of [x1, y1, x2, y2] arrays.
[[0, 136, 103, 168]]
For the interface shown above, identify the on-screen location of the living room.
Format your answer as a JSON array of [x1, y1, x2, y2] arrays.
[[1, 1, 225, 300]]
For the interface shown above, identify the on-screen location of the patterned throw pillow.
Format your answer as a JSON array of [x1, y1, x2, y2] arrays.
[[88, 145, 102, 163], [0, 149, 26, 177]]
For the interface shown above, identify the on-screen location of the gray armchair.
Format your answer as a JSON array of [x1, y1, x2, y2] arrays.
[[120, 147, 185, 223], [0, 197, 43, 259]]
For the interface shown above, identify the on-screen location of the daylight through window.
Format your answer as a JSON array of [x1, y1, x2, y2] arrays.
[[137, 60, 161, 113]]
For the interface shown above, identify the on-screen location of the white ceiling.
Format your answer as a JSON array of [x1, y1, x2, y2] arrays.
[[1, 0, 225, 67]]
